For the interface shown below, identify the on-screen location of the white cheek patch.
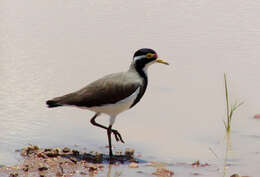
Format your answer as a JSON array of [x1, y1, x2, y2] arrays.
[[133, 55, 146, 62]]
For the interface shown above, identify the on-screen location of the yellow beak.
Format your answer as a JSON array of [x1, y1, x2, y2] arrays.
[[156, 58, 169, 65]]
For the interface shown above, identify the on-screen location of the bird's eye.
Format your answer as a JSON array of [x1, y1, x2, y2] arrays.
[[146, 53, 153, 59]]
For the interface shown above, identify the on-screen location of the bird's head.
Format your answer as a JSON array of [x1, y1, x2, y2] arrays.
[[133, 48, 169, 72]]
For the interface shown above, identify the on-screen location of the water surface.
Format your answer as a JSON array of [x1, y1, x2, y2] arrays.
[[1, 0, 260, 176]]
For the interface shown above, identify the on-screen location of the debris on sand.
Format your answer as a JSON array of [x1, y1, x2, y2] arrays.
[[230, 174, 241, 177], [254, 114, 260, 119], [0, 145, 206, 177], [129, 162, 139, 168], [9, 172, 18, 177], [20, 145, 39, 156], [0, 145, 137, 176], [230, 174, 250, 177], [152, 167, 174, 177], [62, 147, 71, 153], [125, 148, 135, 158], [148, 161, 174, 177], [191, 160, 209, 168]]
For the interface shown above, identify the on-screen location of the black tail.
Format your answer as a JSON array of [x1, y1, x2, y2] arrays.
[[46, 100, 62, 108]]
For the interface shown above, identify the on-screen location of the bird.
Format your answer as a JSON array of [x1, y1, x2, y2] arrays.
[[46, 48, 169, 157]]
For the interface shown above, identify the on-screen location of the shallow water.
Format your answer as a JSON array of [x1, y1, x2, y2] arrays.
[[1, 0, 260, 176]]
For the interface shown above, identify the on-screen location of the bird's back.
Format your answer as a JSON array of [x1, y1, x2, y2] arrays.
[[46, 71, 145, 109]]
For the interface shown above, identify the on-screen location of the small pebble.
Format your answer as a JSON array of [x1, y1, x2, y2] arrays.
[[230, 174, 241, 177], [22, 165, 29, 172], [97, 164, 104, 169], [44, 148, 52, 152], [38, 163, 48, 171], [37, 152, 47, 158], [137, 171, 144, 174], [32, 145, 40, 150], [9, 172, 18, 177], [47, 148, 60, 157], [82, 153, 92, 161], [192, 172, 200, 176], [94, 152, 103, 162], [20, 145, 39, 156], [63, 147, 70, 153], [54, 148, 62, 153], [152, 167, 174, 177], [88, 165, 97, 172], [69, 157, 77, 164], [125, 148, 135, 158], [192, 160, 200, 167], [129, 162, 139, 168], [56, 171, 63, 177], [72, 149, 80, 156], [80, 171, 87, 175], [254, 114, 260, 119]]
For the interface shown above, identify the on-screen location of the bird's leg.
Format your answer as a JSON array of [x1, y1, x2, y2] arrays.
[[111, 129, 125, 143], [107, 125, 113, 157], [90, 113, 125, 143], [90, 113, 107, 129]]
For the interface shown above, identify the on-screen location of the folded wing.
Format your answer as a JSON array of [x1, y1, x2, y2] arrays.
[[46, 73, 141, 108]]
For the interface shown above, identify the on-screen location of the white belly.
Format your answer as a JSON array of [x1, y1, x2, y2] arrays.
[[86, 87, 140, 116]]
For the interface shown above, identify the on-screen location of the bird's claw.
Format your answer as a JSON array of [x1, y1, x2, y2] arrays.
[[112, 129, 125, 143]]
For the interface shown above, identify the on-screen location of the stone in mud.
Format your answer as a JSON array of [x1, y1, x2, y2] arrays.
[[191, 160, 209, 167], [94, 152, 103, 163], [97, 164, 104, 169], [254, 114, 260, 119], [88, 164, 98, 172], [129, 162, 139, 168], [22, 164, 29, 172], [148, 161, 169, 168], [82, 153, 93, 161], [230, 174, 241, 177], [125, 148, 135, 158], [56, 171, 63, 177], [39, 172, 45, 177], [62, 147, 71, 153], [38, 163, 48, 171], [37, 152, 47, 158], [46, 149, 59, 157], [54, 148, 62, 154], [44, 148, 51, 152], [152, 167, 174, 177], [80, 171, 87, 175], [9, 172, 18, 177], [192, 172, 200, 176], [69, 157, 77, 164], [21, 145, 40, 156], [72, 149, 80, 156], [192, 160, 200, 167]]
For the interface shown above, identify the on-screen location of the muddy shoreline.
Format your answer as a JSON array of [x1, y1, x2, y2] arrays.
[[0, 145, 175, 177], [0, 145, 251, 177]]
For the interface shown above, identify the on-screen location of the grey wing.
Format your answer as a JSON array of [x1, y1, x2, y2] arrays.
[[50, 73, 141, 107]]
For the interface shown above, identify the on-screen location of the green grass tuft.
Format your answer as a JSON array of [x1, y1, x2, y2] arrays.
[[223, 73, 244, 132]]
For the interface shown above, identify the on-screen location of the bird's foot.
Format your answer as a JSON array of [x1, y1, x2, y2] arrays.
[[112, 129, 125, 143]]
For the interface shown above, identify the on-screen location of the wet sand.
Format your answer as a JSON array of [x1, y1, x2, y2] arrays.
[[0, 145, 251, 177], [0, 145, 175, 177]]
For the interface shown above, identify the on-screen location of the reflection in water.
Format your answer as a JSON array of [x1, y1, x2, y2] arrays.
[[223, 132, 232, 177], [107, 164, 112, 177], [107, 164, 122, 177]]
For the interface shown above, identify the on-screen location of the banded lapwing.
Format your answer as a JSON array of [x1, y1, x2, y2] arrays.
[[46, 48, 169, 157]]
